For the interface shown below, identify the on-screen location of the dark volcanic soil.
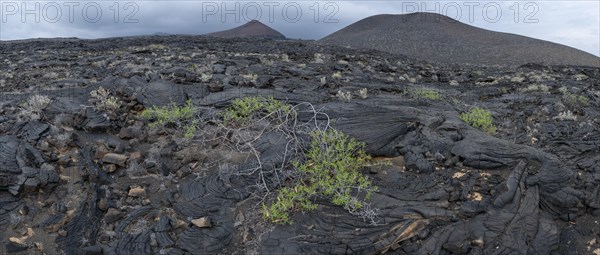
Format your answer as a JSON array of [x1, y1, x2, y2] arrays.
[[321, 12, 600, 67], [0, 35, 600, 254]]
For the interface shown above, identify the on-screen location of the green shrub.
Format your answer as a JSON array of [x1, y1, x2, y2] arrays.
[[460, 107, 497, 134], [568, 94, 590, 106], [140, 100, 197, 139], [140, 100, 196, 127], [408, 88, 441, 100], [262, 129, 376, 224], [223, 96, 293, 126]]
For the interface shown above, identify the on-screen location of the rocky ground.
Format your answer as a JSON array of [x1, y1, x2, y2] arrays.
[[0, 35, 599, 254]]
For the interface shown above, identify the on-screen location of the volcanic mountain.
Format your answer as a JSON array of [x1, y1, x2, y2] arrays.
[[321, 12, 600, 67], [207, 20, 286, 39]]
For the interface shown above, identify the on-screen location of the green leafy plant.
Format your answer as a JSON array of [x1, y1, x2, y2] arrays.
[[140, 100, 196, 127], [184, 120, 198, 140], [460, 107, 497, 134], [263, 129, 376, 224], [223, 96, 293, 126], [408, 88, 441, 100], [140, 100, 197, 139]]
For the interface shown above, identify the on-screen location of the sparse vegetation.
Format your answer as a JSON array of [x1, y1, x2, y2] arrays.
[[21, 94, 51, 120], [313, 53, 325, 64], [25, 94, 51, 113], [200, 73, 212, 83], [554, 110, 577, 121], [408, 88, 441, 100], [140, 100, 197, 139], [460, 107, 497, 134], [336, 90, 353, 101], [573, 74, 589, 81], [223, 96, 293, 126], [89, 87, 122, 113], [263, 129, 376, 224], [519, 83, 549, 93], [358, 88, 368, 99], [332, 71, 343, 79], [320, 77, 327, 85], [510, 76, 526, 83], [568, 94, 590, 106], [558, 86, 569, 94]]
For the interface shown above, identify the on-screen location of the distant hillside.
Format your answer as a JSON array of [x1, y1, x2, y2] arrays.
[[321, 12, 600, 67], [207, 20, 285, 39]]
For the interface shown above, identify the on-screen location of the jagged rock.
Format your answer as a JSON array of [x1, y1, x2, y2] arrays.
[[191, 217, 212, 228], [128, 186, 146, 197], [102, 153, 128, 167], [208, 83, 224, 92], [103, 164, 117, 173], [104, 208, 123, 224]]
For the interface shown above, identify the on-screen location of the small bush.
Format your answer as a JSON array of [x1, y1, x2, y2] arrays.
[[554, 110, 577, 121], [21, 94, 51, 121], [558, 86, 569, 94], [90, 87, 121, 113], [331, 71, 343, 79], [263, 129, 376, 224], [25, 94, 51, 113], [568, 94, 590, 106], [519, 84, 549, 93], [140, 100, 197, 139], [357, 88, 368, 99], [336, 90, 352, 101], [200, 73, 212, 83], [573, 74, 589, 81], [223, 96, 292, 126], [408, 88, 441, 100], [242, 73, 258, 84], [460, 107, 497, 134], [320, 77, 327, 85]]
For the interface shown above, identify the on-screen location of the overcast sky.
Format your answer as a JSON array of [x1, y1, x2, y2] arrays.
[[1, 1, 599, 56]]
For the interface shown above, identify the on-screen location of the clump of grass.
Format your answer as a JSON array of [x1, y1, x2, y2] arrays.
[[460, 107, 497, 135], [262, 129, 376, 224], [223, 96, 293, 126], [407, 88, 441, 100]]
